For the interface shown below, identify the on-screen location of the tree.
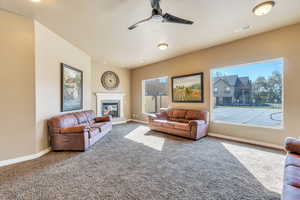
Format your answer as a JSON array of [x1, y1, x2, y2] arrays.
[[267, 71, 282, 103], [253, 77, 268, 104], [252, 71, 282, 104]]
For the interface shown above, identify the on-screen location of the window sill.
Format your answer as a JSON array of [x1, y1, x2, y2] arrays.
[[212, 120, 284, 130]]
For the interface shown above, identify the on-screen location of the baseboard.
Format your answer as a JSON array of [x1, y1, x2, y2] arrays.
[[0, 147, 51, 168], [128, 119, 149, 124], [112, 120, 128, 125], [208, 133, 283, 150]]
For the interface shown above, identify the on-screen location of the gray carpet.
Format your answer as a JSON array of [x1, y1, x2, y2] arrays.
[[0, 122, 284, 200]]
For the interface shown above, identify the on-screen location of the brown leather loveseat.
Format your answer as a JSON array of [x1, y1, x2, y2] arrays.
[[148, 108, 209, 140], [48, 110, 112, 151], [282, 137, 300, 200]]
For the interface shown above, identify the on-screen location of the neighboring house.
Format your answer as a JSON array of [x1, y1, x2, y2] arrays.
[[214, 75, 252, 105]]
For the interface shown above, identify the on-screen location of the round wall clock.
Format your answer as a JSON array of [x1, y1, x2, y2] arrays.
[[101, 71, 120, 90]]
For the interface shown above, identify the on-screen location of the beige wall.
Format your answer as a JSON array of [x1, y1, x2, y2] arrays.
[[0, 10, 36, 161], [35, 21, 92, 152], [131, 23, 300, 147], [91, 64, 131, 121]]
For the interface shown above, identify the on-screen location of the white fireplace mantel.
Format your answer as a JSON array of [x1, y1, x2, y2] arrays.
[[95, 93, 125, 119]]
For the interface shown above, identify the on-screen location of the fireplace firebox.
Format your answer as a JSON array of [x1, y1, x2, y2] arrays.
[[101, 101, 120, 118]]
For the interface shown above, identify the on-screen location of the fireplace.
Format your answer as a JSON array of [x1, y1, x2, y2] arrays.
[[96, 93, 125, 120], [102, 101, 120, 118]]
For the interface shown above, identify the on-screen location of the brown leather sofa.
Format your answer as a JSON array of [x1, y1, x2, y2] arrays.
[[148, 108, 209, 140], [282, 137, 300, 200], [48, 110, 112, 151]]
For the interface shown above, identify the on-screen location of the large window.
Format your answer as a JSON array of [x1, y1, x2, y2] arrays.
[[142, 77, 169, 114], [211, 59, 284, 128]]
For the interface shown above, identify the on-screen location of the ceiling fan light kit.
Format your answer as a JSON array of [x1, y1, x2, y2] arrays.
[[253, 1, 275, 16], [128, 0, 194, 30]]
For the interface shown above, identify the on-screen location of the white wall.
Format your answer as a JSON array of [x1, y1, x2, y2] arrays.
[[35, 21, 92, 152], [0, 10, 36, 161]]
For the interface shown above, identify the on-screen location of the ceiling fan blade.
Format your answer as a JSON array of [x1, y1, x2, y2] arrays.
[[163, 13, 194, 25], [128, 16, 152, 30], [150, 0, 161, 10]]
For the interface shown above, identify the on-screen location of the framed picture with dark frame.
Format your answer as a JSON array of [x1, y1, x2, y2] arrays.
[[171, 72, 204, 103], [61, 63, 83, 112]]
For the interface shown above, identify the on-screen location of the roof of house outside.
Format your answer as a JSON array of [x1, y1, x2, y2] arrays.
[[214, 75, 251, 88], [239, 77, 250, 85], [214, 75, 238, 86]]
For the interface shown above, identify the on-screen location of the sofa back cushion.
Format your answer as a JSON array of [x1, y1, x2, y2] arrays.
[[84, 110, 96, 124], [185, 110, 207, 122], [167, 109, 186, 119], [168, 118, 189, 123], [49, 114, 78, 129], [73, 112, 89, 125]]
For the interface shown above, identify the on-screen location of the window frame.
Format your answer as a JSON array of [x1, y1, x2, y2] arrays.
[[210, 58, 285, 130]]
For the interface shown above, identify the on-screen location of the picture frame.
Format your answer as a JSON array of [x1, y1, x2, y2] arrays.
[[61, 63, 83, 112], [171, 72, 204, 103]]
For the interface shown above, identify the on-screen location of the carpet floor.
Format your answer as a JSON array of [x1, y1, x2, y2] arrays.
[[0, 122, 285, 200]]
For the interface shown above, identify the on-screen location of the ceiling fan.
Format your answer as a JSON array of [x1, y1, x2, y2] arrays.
[[128, 0, 194, 30]]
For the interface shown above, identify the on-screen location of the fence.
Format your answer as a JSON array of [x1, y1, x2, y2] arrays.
[[144, 96, 169, 113]]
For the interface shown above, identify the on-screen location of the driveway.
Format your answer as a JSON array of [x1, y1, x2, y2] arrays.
[[213, 107, 283, 128]]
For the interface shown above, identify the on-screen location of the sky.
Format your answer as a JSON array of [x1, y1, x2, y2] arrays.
[[213, 59, 283, 81]]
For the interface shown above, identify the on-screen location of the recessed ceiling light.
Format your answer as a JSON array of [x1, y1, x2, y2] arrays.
[[31, 0, 41, 2], [253, 1, 275, 16], [158, 43, 168, 50]]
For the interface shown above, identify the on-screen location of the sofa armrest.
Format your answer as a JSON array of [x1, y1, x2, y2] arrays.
[[148, 114, 157, 121], [148, 113, 166, 121], [95, 115, 112, 123], [51, 132, 89, 151], [60, 125, 89, 134], [285, 137, 300, 154], [189, 120, 208, 140], [189, 120, 206, 127]]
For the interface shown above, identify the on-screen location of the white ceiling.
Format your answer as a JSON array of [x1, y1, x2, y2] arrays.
[[1, 0, 300, 68]]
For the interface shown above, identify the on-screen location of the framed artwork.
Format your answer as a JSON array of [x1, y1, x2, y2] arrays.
[[61, 63, 83, 112], [171, 72, 204, 103]]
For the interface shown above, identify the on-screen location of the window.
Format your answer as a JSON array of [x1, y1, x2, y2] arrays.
[[142, 77, 169, 114], [212, 59, 284, 128]]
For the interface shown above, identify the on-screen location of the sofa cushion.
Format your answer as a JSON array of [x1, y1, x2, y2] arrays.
[[174, 122, 191, 131], [60, 125, 86, 134], [168, 117, 189, 123], [88, 127, 100, 138], [73, 112, 89, 124], [49, 114, 78, 129], [151, 119, 167, 127], [100, 122, 112, 133], [286, 154, 300, 168], [162, 121, 177, 129], [168, 109, 186, 119], [84, 110, 96, 124], [185, 110, 206, 120]]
